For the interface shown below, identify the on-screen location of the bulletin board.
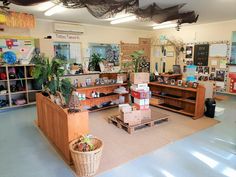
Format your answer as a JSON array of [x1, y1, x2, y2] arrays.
[[0, 36, 35, 61], [180, 41, 231, 93]]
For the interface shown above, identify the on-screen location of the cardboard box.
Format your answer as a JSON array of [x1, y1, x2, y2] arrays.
[[134, 103, 149, 110], [134, 98, 149, 106], [130, 73, 150, 84], [131, 84, 149, 91], [119, 110, 142, 125], [119, 104, 132, 112], [140, 109, 151, 120], [117, 73, 127, 82], [131, 90, 149, 99]]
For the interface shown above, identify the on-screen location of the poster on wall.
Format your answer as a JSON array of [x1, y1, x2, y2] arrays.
[[194, 44, 209, 66], [215, 70, 225, 82], [0, 37, 35, 63], [209, 43, 227, 57]]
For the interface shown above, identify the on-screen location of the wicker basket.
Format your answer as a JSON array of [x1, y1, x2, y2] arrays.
[[69, 138, 103, 177]]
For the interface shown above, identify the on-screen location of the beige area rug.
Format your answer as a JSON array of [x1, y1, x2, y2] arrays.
[[89, 106, 219, 174]]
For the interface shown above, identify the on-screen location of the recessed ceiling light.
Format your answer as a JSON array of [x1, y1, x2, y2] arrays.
[[37, 2, 55, 12], [110, 15, 137, 24], [44, 3, 66, 16]]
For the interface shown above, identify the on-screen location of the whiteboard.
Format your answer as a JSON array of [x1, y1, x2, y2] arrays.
[[209, 43, 227, 57]]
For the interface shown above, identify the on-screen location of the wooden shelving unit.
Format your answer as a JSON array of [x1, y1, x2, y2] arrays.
[[149, 82, 205, 119], [0, 64, 41, 110], [76, 83, 129, 112]]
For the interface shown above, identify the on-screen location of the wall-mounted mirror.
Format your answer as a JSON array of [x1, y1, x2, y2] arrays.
[[88, 43, 120, 66]]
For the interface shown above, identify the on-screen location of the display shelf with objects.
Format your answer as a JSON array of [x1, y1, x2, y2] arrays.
[[76, 83, 129, 112], [0, 64, 41, 110], [149, 82, 205, 119]]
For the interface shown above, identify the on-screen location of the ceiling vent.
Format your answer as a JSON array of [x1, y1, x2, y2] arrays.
[[53, 23, 84, 34]]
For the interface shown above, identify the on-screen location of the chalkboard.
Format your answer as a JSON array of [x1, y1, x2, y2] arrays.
[[194, 44, 209, 66]]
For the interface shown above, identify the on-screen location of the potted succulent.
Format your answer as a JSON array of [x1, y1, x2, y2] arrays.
[[69, 135, 103, 177]]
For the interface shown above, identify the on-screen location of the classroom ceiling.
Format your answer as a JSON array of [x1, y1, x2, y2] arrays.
[[9, 0, 236, 30]]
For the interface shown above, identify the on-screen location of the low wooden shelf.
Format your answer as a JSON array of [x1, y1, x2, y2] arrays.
[[149, 82, 205, 119], [77, 83, 129, 111], [36, 93, 89, 164]]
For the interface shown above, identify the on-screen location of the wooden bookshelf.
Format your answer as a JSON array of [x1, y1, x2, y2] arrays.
[[76, 83, 129, 112], [149, 82, 205, 119], [0, 64, 41, 110]]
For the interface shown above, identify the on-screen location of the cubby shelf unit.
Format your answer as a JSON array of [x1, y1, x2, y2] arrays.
[[0, 64, 41, 110]]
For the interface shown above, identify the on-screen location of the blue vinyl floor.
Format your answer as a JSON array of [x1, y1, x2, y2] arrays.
[[0, 95, 235, 177]]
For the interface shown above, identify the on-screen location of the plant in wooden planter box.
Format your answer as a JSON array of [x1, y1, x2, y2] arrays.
[[32, 57, 65, 94], [69, 135, 103, 177]]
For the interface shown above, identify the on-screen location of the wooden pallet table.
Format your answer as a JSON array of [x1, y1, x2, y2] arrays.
[[108, 112, 169, 134]]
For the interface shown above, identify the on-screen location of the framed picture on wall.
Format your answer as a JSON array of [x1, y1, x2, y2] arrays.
[[186, 45, 193, 58]]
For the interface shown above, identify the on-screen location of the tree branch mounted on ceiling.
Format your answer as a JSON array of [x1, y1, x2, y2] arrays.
[[2, 0, 199, 31]]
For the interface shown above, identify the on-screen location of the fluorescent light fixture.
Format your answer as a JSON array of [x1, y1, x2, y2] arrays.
[[110, 15, 136, 24], [44, 3, 65, 16], [192, 151, 219, 168], [37, 1, 55, 11], [153, 23, 177, 30], [106, 13, 132, 21]]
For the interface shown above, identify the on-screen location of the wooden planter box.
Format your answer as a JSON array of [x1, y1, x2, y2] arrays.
[[36, 93, 89, 163]]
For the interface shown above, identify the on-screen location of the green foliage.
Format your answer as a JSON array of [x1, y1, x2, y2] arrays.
[[76, 135, 95, 152], [89, 53, 104, 71], [60, 78, 73, 104], [32, 57, 66, 95], [123, 50, 145, 73]]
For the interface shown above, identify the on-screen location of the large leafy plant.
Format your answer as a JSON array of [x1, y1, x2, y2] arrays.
[[60, 78, 73, 104], [123, 50, 144, 73], [32, 56, 65, 95], [89, 53, 104, 71]]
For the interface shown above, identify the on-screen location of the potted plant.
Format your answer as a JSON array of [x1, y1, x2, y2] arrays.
[[32, 57, 65, 94], [122, 50, 145, 103], [69, 135, 103, 177], [89, 53, 104, 71]]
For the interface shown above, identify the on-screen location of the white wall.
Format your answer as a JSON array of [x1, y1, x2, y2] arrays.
[[1, 19, 153, 60], [150, 20, 236, 72], [153, 19, 236, 43]]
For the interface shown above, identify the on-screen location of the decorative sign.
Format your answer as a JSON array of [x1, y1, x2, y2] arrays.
[[194, 44, 209, 66], [56, 33, 80, 40]]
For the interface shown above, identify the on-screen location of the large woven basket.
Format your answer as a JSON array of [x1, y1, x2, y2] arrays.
[[69, 138, 103, 177]]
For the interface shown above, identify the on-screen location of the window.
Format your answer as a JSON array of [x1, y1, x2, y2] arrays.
[[53, 42, 82, 63], [89, 43, 120, 66]]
